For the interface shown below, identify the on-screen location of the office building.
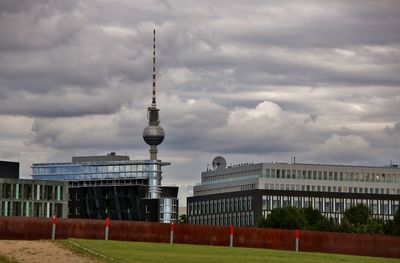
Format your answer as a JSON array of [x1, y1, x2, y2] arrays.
[[0, 177, 68, 218], [187, 157, 400, 227], [32, 153, 178, 222]]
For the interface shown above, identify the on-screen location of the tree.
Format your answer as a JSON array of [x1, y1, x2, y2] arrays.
[[339, 218, 356, 233], [366, 218, 384, 234], [303, 207, 323, 229], [313, 216, 334, 232], [303, 207, 322, 227], [383, 219, 394, 235], [263, 207, 307, 230], [392, 208, 400, 236], [178, 214, 187, 224], [302, 207, 334, 231], [344, 204, 370, 226], [256, 216, 268, 228]]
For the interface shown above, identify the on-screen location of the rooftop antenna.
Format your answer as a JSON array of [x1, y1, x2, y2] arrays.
[[152, 29, 157, 108]]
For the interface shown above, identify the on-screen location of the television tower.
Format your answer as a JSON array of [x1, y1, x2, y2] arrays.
[[143, 30, 165, 160]]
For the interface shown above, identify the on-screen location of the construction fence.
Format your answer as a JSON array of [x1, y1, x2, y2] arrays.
[[0, 216, 399, 258]]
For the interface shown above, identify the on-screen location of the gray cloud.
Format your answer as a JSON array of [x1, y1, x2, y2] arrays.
[[384, 122, 400, 136], [0, 0, 400, 205]]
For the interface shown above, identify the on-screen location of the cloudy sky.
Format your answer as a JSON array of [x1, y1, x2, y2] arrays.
[[1, 0, 399, 206]]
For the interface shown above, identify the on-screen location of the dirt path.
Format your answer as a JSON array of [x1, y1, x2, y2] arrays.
[[0, 240, 97, 263]]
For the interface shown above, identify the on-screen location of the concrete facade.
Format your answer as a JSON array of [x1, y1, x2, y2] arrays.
[[188, 160, 400, 226], [0, 178, 68, 218]]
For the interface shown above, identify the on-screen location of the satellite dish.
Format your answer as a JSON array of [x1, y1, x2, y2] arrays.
[[212, 156, 227, 170]]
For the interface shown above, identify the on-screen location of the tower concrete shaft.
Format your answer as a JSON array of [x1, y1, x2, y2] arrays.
[[150, 145, 158, 161]]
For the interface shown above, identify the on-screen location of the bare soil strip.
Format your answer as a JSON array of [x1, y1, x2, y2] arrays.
[[0, 240, 96, 263]]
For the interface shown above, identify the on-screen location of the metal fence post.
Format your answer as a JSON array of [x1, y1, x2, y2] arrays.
[[170, 223, 174, 244], [229, 225, 234, 247], [105, 217, 110, 240], [295, 229, 299, 253], [51, 215, 56, 240]]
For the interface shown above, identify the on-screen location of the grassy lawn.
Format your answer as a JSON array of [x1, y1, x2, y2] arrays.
[[61, 239, 400, 263], [0, 255, 17, 263]]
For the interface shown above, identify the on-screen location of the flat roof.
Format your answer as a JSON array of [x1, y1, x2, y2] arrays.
[[32, 159, 170, 167]]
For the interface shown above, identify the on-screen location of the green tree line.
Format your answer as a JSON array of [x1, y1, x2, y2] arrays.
[[257, 204, 400, 235]]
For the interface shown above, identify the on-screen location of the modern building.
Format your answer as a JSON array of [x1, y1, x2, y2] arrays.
[[0, 177, 68, 218], [187, 157, 400, 227], [32, 153, 178, 222], [0, 160, 19, 179], [31, 30, 179, 223]]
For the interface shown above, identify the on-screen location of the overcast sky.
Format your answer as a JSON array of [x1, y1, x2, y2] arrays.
[[0, 0, 399, 206]]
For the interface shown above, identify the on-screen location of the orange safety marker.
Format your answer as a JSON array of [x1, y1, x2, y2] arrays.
[[170, 222, 174, 244], [229, 225, 234, 247], [51, 215, 56, 240], [295, 229, 300, 252], [105, 217, 110, 240]]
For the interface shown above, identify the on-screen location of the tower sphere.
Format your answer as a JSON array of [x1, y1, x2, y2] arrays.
[[143, 125, 165, 146]]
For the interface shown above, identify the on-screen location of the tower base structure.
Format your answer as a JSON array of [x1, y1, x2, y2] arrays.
[[150, 145, 158, 161]]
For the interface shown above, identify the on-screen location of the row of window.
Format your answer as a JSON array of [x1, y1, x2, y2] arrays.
[[160, 212, 178, 222], [203, 169, 260, 183], [188, 211, 254, 227], [160, 198, 178, 219], [33, 172, 156, 181], [1, 183, 64, 201], [265, 169, 400, 184], [1, 201, 64, 217], [188, 196, 253, 216], [195, 184, 256, 196], [159, 198, 178, 206], [262, 195, 400, 222], [265, 183, 400, 195], [33, 164, 158, 175]]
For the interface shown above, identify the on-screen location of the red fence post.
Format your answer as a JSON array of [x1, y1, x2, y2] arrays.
[[295, 229, 300, 252], [105, 217, 110, 240], [170, 223, 175, 244], [229, 225, 234, 247], [51, 215, 56, 240]]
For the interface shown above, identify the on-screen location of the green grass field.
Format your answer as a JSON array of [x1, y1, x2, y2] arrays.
[[61, 239, 400, 263], [0, 255, 17, 263]]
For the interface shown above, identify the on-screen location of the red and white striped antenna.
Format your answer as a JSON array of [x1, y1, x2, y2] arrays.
[[152, 29, 157, 108]]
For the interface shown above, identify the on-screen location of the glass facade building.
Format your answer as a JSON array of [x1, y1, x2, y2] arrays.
[[32, 154, 178, 223], [32, 160, 161, 182]]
